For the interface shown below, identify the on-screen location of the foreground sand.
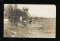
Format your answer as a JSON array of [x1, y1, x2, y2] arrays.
[[4, 18, 56, 38]]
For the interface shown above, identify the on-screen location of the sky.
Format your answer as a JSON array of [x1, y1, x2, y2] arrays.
[[4, 4, 56, 18]]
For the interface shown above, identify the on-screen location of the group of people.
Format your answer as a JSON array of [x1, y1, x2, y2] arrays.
[[7, 4, 33, 28], [8, 7, 22, 27], [8, 8, 32, 28]]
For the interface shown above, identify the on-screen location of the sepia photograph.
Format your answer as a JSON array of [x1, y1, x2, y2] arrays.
[[4, 4, 56, 38]]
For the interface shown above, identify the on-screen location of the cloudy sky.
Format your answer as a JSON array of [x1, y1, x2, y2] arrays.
[[4, 4, 56, 18]]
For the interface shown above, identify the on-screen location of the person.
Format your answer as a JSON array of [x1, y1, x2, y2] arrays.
[[12, 8, 20, 27], [29, 17, 32, 24]]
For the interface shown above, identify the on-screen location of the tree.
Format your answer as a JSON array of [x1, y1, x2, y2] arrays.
[[34, 17, 38, 19], [7, 4, 13, 22]]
